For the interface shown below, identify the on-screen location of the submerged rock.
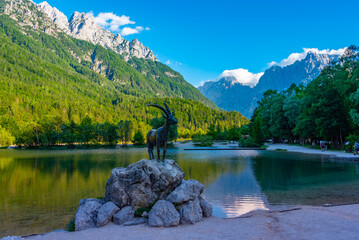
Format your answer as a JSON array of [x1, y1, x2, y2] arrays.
[[105, 159, 184, 210], [75, 198, 102, 231], [96, 201, 120, 227], [148, 200, 180, 227]]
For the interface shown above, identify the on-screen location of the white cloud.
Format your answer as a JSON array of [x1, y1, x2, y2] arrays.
[[87, 11, 150, 36], [121, 26, 145, 36], [267, 61, 277, 67], [93, 12, 135, 32], [270, 48, 346, 67], [166, 60, 172, 65], [216, 68, 264, 88]]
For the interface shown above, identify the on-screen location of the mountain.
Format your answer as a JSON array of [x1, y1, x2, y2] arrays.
[[0, 0, 216, 107], [4, 0, 155, 61], [198, 51, 341, 117], [0, 0, 248, 144]]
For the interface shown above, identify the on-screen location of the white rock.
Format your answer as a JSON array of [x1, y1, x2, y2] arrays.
[[199, 196, 213, 218], [96, 201, 120, 227], [148, 200, 180, 227], [113, 206, 135, 225], [166, 179, 204, 205], [178, 198, 203, 224], [105, 159, 184, 210], [75, 198, 103, 231]]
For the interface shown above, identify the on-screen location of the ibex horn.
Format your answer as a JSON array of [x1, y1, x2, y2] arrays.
[[146, 103, 169, 116]]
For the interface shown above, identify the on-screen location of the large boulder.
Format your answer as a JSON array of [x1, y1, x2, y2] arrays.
[[105, 159, 184, 210], [113, 206, 135, 225], [148, 200, 180, 227], [75, 198, 103, 231], [177, 198, 203, 224], [104, 181, 129, 208], [96, 201, 120, 227], [166, 179, 204, 205], [199, 196, 213, 218]]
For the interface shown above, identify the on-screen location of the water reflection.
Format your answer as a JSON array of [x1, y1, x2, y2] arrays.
[[1, 148, 359, 237]]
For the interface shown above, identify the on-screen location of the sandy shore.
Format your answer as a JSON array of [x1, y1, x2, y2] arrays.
[[22, 204, 359, 240], [266, 143, 359, 160]]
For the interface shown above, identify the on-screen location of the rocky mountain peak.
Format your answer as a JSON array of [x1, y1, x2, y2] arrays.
[[38, 1, 69, 33], [68, 11, 116, 47], [1, 0, 56, 34], [1, 0, 156, 62], [199, 50, 343, 117]]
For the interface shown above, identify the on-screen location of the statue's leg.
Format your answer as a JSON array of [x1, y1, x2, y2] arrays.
[[157, 144, 161, 161], [162, 143, 166, 161], [148, 147, 153, 160]]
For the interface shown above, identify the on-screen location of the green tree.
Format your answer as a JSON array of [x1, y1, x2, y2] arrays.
[[0, 126, 15, 147], [60, 120, 78, 146], [227, 126, 241, 143], [133, 130, 145, 146], [79, 115, 94, 144], [124, 120, 133, 144]]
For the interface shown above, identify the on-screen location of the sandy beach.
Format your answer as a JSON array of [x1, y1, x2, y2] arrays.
[[20, 204, 359, 240]]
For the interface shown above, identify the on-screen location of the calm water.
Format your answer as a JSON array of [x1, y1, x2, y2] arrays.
[[1, 146, 359, 237]]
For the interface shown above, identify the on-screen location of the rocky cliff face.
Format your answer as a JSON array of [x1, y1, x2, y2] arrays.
[[1, 0, 156, 61], [1, 0, 58, 34], [38, 1, 69, 33], [198, 52, 341, 117]]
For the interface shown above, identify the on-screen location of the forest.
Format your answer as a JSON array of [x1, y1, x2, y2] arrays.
[[0, 14, 249, 147], [248, 45, 359, 150]]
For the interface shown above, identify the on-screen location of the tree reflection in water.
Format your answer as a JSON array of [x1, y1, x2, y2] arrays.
[[1, 148, 359, 237]]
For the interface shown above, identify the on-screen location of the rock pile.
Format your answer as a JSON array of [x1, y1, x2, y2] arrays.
[[74, 159, 212, 231]]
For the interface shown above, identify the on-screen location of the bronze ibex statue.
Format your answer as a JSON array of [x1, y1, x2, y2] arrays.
[[146, 102, 178, 161]]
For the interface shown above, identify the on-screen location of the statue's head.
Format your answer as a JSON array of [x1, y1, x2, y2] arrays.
[[146, 102, 178, 125]]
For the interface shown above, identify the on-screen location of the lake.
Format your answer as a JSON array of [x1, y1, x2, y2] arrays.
[[1, 145, 359, 237]]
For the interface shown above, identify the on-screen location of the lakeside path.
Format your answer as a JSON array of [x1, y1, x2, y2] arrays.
[[24, 204, 359, 240], [266, 143, 359, 160]]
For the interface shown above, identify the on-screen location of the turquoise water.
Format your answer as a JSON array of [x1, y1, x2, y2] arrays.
[[1, 146, 359, 237]]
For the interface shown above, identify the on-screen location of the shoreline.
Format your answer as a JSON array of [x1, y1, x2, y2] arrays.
[[266, 143, 359, 160], [12, 204, 358, 240]]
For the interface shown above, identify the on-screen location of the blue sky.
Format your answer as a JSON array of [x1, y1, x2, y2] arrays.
[[34, 0, 359, 86]]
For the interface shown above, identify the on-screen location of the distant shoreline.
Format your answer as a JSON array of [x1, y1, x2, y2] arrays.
[[1, 144, 148, 151], [266, 143, 359, 161]]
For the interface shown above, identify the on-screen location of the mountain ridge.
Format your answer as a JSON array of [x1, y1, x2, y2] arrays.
[[0, 0, 219, 108], [198, 51, 341, 117], [0, 12, 248, 144], [2, 0, 156, 61]]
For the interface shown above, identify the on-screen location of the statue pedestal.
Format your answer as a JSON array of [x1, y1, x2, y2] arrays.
[[74, 159, 212, 230]]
